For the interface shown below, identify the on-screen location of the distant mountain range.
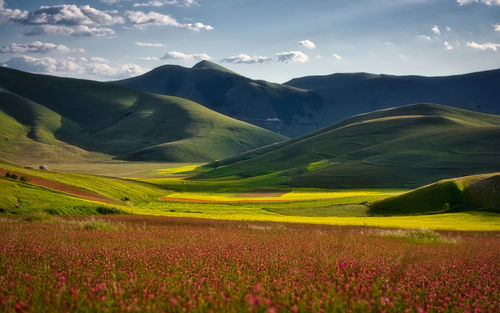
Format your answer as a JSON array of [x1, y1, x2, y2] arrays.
[[0, 67, 285, 163], [200, 103, 500, 188], [116, 61, 500, 137]]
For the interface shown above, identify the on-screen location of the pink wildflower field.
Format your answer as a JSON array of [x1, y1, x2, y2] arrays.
[[0, 216, 498, 312]]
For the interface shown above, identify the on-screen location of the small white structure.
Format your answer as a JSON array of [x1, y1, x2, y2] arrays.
[[39, 165, 48, 170]]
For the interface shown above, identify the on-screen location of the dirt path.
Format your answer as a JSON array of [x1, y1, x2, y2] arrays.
[[0, 169, 122, 205]]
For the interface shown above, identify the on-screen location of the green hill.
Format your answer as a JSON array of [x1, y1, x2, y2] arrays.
[[0, 67, 285, 163], [369, 173, 500, 215], [199, 103, 500, 188], [116, 60, 324, 137], [118, 62, 500, 137]]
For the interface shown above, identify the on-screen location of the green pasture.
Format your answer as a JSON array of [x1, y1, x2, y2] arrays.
[[0, 161, 499, 231]]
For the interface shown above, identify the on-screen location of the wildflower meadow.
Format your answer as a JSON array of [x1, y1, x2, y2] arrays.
[[0, 216, 498, 312]]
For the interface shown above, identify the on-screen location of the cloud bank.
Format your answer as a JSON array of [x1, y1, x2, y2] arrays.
[[221, 53, 271, 64], [0, 41, 84, 54], [161, 51, 212, 61], [3, 55, 145, 78], [126, 11, 213, 31]]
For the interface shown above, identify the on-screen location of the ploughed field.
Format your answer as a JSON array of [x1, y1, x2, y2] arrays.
[[0, 216, 498, 313]]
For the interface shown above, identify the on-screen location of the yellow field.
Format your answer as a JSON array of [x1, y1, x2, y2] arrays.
[[133, 208, 500, 232], [162, 189, 402, 202]]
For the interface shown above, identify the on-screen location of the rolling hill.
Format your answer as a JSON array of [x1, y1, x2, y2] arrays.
[[0, 67, 285, 163], [116, 60, 325, 137], [369, 173, 500, 215], [117, 62, 500, 137], [199, 103, 500, 188]]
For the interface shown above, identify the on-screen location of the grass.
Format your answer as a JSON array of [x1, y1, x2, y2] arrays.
[[0, 161, 499, 231], [200, 103, 500, 189], [370, 173, 500, 215], [372, 228, 461, 244], [0, 67, 285, 164], [117, 60, 324, 138]]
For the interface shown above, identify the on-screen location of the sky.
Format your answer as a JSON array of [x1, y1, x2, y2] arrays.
[[0, 0, 499, 83]]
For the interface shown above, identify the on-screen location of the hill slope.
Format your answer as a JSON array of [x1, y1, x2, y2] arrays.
[[116, 60, 325, 137], [199, 103, 500, 188], [285, 68, 500, 123], [0, 67, 285, 163], [118, 62, 500, 137], [369, 173, 500, 215]]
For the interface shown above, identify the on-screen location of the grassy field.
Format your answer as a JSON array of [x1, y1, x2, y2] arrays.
[[0, 161, 499, 231]]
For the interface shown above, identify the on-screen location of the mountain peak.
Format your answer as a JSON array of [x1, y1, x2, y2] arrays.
[[192, 60, 236, 74]]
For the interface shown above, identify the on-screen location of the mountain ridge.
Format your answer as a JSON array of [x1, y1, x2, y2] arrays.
[[116, 62, 500, 137]]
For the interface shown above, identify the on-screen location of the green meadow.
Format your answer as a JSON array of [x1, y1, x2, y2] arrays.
[[1, 159, 499, 231]]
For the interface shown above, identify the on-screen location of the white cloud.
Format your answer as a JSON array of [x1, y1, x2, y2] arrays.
[[135, 41, 165, 47], [102, 0, 198, 6], [125, 11, 213, 31], [332, 53, 342, 60], [12, 5, 124, 26], [24, 25, 115, 37], [134, 1, 166, 7], [299, 40, 316, 50], [2, 55, 145, 78], [0, 4, 122, 37], [133, 0, 198, 7], [457, 0, 500, 5], [161, 51, 212, 61], [444, 41, 454, 50], [0, 41, 84, 54], [418, 34, 432, 40], [466, 41, 500, 51], [276, 51, 308, 63], [495, 24, 500, 32], [432, 25, 441, 36], [0, 4, 28, 23], [446, 26, 452, 31], [221, 53, 271, 64], [139, 56, 160, 61]]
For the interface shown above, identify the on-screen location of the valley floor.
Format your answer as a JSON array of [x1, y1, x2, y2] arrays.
[[1, 161, 500, 231]]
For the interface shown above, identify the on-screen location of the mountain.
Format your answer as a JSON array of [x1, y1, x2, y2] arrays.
[[285, 68, 500, 123], [0, 67, 285, 163], [117, 62, 500, 137], [116, 60, 325, 137], [369, 173, 500, 215], [199, 103, 500, 188]]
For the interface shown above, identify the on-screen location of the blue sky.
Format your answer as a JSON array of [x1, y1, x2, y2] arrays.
[[0, 0, 499, 82]]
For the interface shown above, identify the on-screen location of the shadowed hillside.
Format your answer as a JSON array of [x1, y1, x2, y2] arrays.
[[285, 68, 500, 125], [199, 103, 500, 188], [116, 60, 325, 137], [117, 62, 500, 137], [0, 67, 285, 163]]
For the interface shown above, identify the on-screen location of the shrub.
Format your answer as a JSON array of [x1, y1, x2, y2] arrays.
[[96, 207, 122, 215], [20, 176, 31, 182], [4, 172, 11, 178], [9, 174, 18, 180]]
